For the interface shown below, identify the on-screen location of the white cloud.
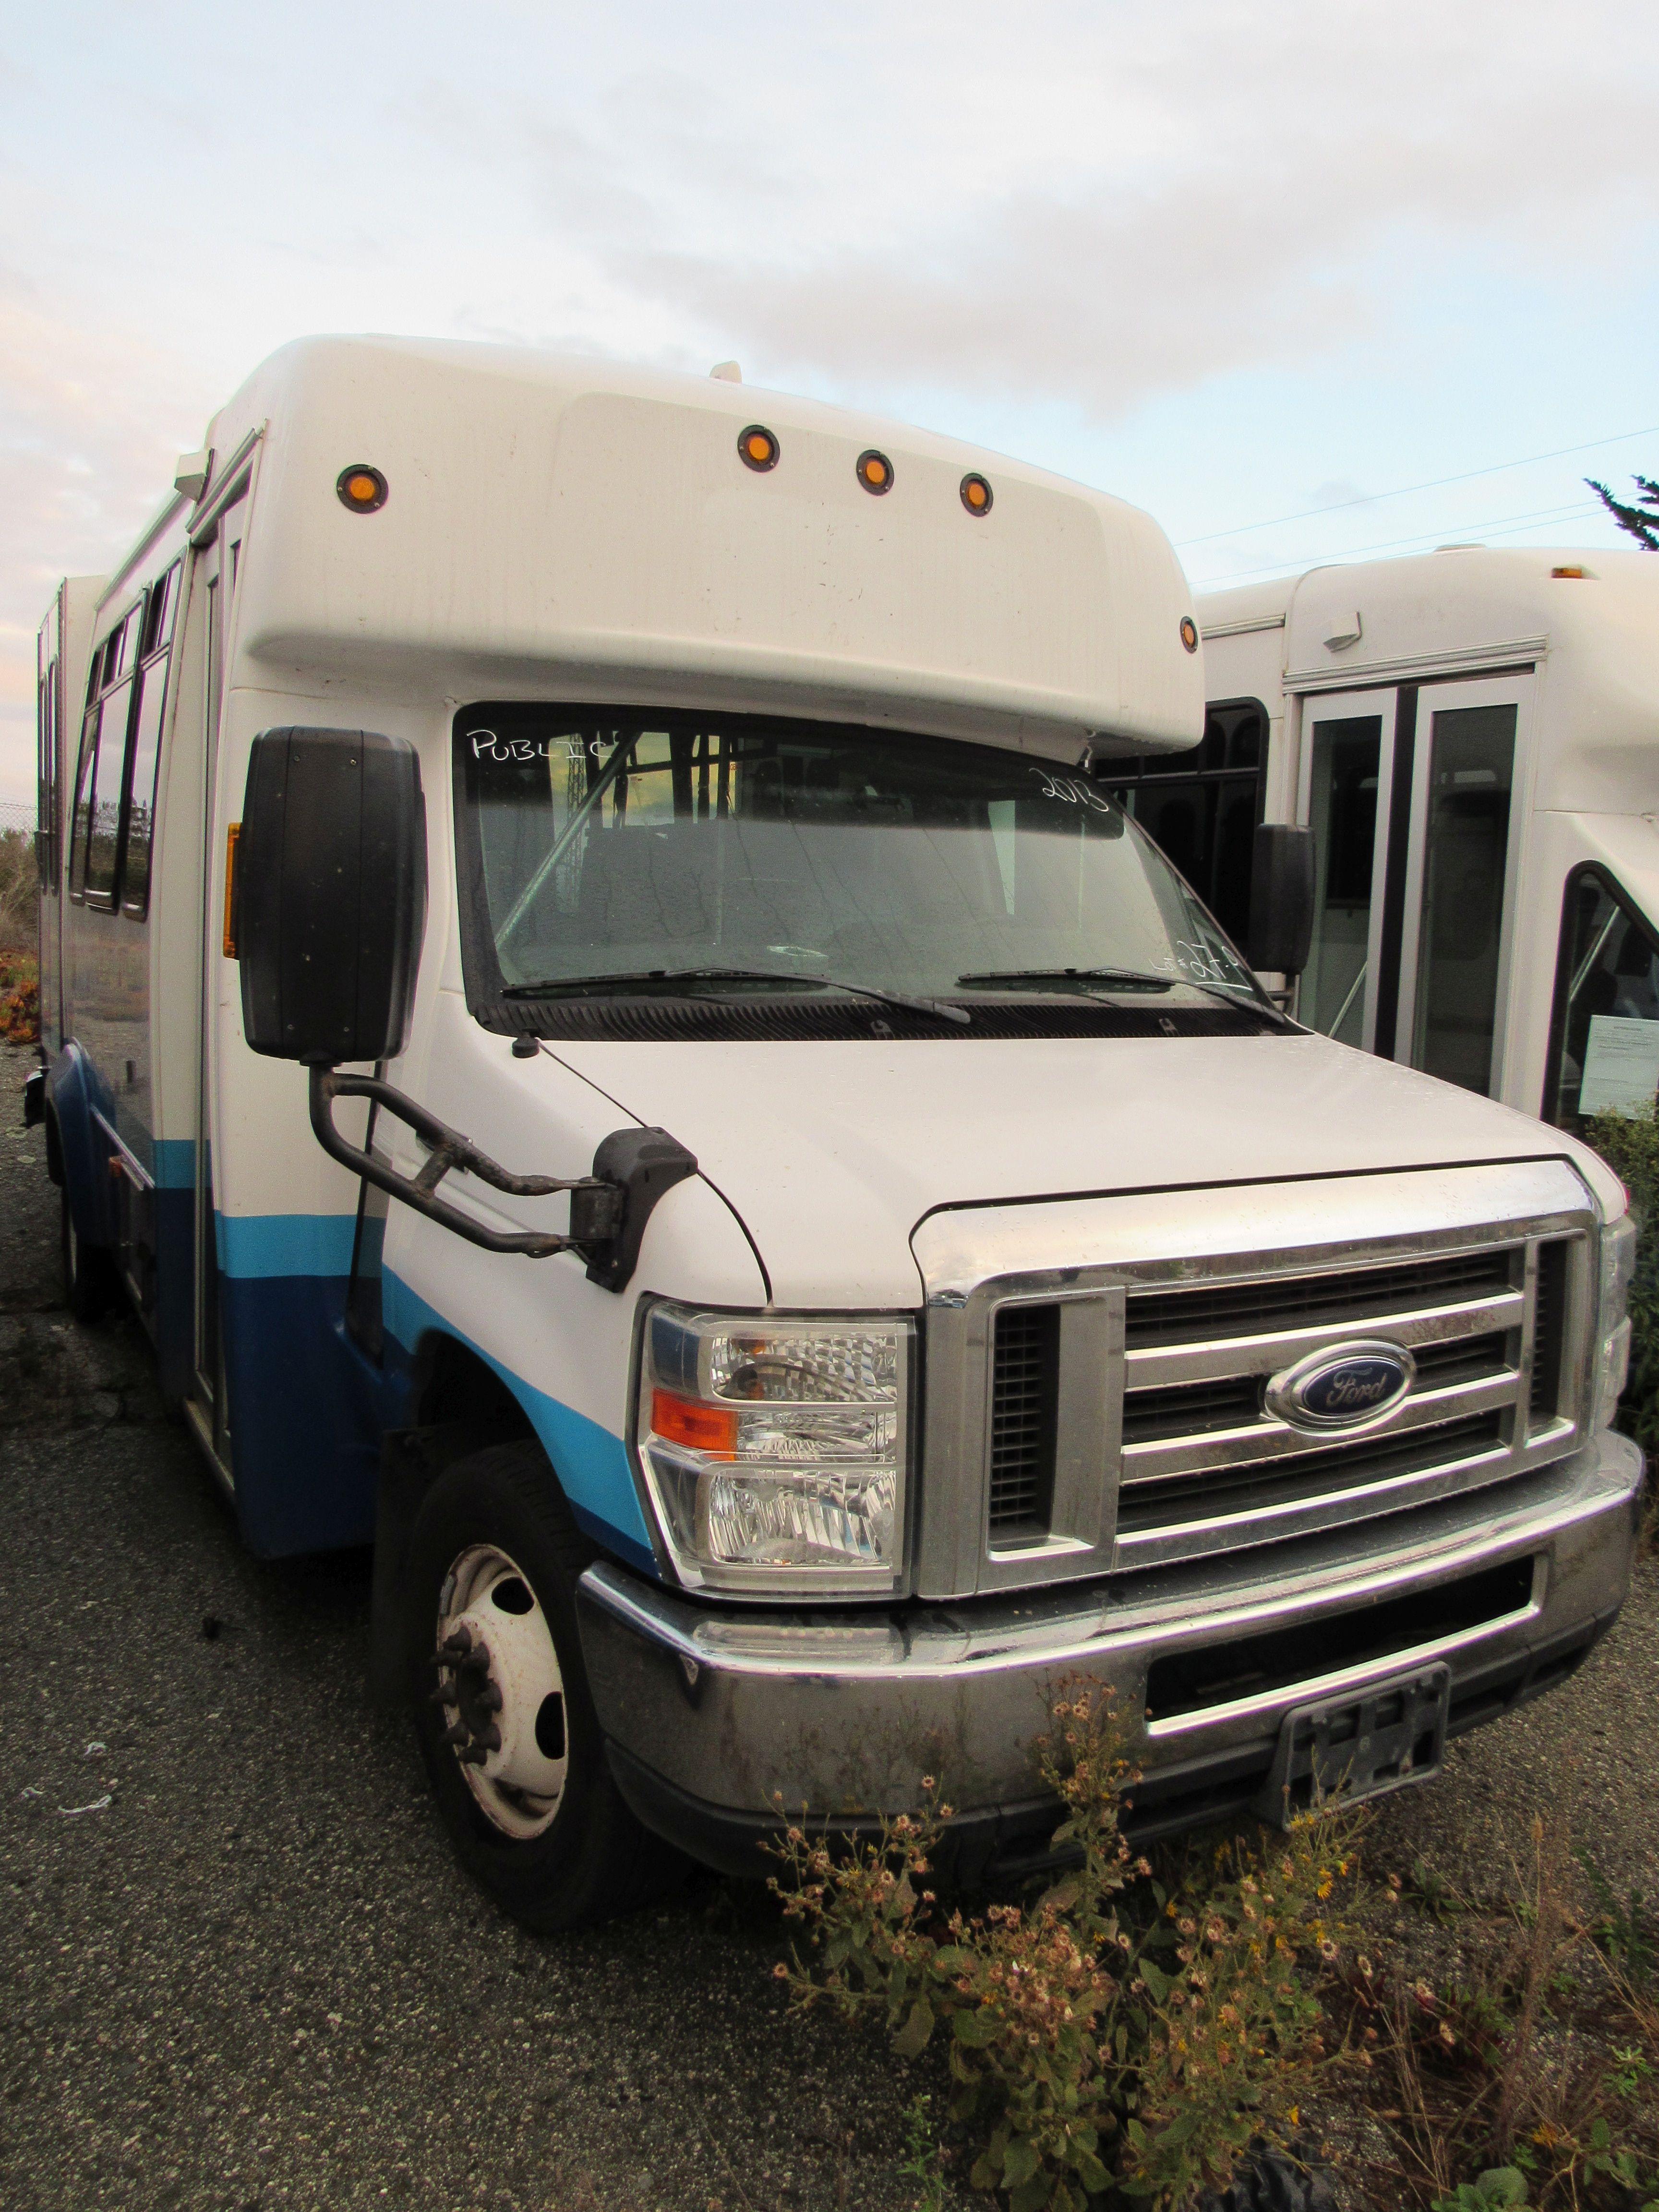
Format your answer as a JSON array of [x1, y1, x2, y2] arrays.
[[0, 0, 1655, 799]]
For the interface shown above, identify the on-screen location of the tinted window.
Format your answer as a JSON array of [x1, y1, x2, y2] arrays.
[[83, 677, 134, 904], [69, 709, 98, 899], [121, 649, 170, 915], [456, 708, 1266, 1016], [142, 563, 181, 656], [1545, 866, 1659, 1128], [1099, 701, 1266, 949]]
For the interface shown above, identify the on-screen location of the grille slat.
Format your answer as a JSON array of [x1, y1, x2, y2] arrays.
[[989, 1305, 1059, 1534], [1120, 1330, 1513, 1448], [1117, 1412, 1504, 1537], [1124, 1250, 1515, 1350]]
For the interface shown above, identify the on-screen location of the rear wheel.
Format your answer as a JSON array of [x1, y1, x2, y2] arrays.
[[60, 1182, 117, 1322], [405, 1440, 685, 1931]]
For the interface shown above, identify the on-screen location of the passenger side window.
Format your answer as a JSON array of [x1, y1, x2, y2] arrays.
[[121, 637, 173, 915], [1098, 700, 1266, 949], [1544, 865, 1659, 1128], [36, 633, 60, 892], [68, 705, 98, 900], [83, 676, 134, 906], [69, 570, 179, 913]]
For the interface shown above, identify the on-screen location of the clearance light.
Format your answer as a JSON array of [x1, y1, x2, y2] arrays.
[[856, 449, 894, 495], [1180, 616, 1199, 653], [223, 824, 240, 957], [337, 465, 388, 514], [1551, 565, 1587, 579], [738, 424, 780, 472], [960, 472, 992, 515]]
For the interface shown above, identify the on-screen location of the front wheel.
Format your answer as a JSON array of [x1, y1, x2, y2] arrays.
[[404, 1440, 685, 1932]]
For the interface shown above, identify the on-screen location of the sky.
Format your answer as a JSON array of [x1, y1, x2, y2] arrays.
[[2, 0, 1657, 804]]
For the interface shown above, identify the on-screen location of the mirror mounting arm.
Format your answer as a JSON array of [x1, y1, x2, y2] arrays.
[[307, 1069, 694, 1286]]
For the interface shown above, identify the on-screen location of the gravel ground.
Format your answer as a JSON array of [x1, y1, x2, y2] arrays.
[[0, 1037, 1653, 2212]]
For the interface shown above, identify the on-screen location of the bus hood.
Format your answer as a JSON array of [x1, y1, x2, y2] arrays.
[[549, 1031, 1620, 1309]]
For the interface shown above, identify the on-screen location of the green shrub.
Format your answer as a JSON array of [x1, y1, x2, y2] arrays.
[[0, 828, 37, 951], [768, 1685, 1362, 2212], [1582, 1110, 1659, 1468]]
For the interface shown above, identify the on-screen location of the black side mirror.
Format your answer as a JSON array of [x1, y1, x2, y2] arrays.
[[237, 728, 426, 1064], [1247, 824, 1315, 977]]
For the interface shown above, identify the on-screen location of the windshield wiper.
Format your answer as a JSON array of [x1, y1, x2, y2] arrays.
[[502, 967, 971, 1027], [956, 966, 1292, 1026], [956, 966, 1175, 992]]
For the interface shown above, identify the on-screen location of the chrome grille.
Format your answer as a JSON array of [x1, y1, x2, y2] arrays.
[[912, 1161, 1598, 1600], [1117, 1235, 1584, 1567]]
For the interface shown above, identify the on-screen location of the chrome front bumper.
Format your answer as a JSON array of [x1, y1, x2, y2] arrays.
[[577, 1431, 1644, 1875]]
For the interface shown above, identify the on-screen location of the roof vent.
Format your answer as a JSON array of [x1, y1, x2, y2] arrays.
[[1323, 611, 1363, 652], [709, 361, 742, 383], [174, 448, 211, 500]]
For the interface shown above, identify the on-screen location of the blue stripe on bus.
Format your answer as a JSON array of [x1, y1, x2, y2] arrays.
[[153, 1138, 195, 1190], [382, 1271, 658, 1576], [216, 1211, 359, 1279]]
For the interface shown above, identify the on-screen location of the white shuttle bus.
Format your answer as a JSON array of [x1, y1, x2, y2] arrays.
[[30, 340, 1644, 1929], [1192, 549, 1659, 1129]]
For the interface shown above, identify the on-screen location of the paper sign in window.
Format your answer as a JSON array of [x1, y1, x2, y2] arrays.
[[1578, 1014, 1659, 1116]]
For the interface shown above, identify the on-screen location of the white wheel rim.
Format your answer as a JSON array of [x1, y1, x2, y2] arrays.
[[434, 1544, 568, 1841]]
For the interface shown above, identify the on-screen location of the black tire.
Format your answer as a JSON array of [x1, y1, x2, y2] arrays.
[[404, 1439, 686, 1933], [60, 1181, 117, 1322], [1196, 2146, 1340, 2212]]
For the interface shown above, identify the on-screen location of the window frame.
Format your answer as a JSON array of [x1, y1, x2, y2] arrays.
[[1541, 860, 1659, 1129], [79, 672, 137, 912], [1096, 696, 1268, 947], [69, 577, 174, 914], [36, 631, 60, 893], [119, 634, 174, 919]]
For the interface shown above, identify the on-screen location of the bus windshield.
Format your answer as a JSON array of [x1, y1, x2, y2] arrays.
[[454, 708, 1268, 1017]]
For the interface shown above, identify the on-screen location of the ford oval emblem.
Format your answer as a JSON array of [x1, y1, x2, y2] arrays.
[[1264, 1340, 1416, 1432]]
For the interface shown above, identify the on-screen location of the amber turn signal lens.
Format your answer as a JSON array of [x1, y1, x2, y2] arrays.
[[960, 472, 992, 515], [1179, 616, 1199, 653], [856, 448, 893, 494], [222, 823, 240, 958], [738, 424, 780, 472], [336, 464, 388, 513], [651, 1388, 739, 1455]]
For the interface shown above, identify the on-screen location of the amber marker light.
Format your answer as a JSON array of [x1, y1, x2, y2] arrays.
[[738, 424, 780, 472], [1551, 565, 1587, 579], [336, 464, 388, 513], [960, 472, 992, 515], [222, 824, 240, 958], [1179, 616, 1199, 653], [650, 1389, 738, 1456], [856, 448, 894, 494]]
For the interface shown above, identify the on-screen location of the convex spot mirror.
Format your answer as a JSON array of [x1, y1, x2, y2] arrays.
[[1247, 823, 1315, 979], [236, 727, 427, 1065]]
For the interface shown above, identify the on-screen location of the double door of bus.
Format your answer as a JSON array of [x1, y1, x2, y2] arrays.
[[1293, 675, 1531, 1099]]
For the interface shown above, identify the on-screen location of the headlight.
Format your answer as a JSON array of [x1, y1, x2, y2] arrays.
[[1593, 1213, 1637, 1431], [635, 1304, 913, 1594]]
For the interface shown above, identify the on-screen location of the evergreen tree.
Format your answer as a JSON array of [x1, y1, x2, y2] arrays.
[[1587, 473, 1659, 551]]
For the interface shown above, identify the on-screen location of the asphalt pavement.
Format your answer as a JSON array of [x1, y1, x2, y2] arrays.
[[1, 1039, 1654, 2212]]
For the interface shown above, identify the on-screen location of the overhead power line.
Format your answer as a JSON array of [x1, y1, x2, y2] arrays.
[[1177, 424, 1659, 550], [1198, 498, 1603, 589]]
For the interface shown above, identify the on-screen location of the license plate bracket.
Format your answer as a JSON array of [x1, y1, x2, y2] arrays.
[[1251, 1662, 1451, 1827]]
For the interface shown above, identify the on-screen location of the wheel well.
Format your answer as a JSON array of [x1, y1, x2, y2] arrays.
[[414, 1334, 536, 1446]]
